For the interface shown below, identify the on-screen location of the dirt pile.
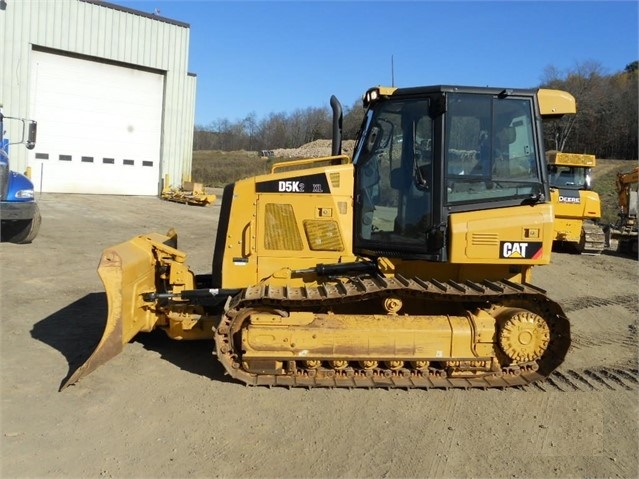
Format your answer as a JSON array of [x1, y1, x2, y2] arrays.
[[272, 139, 356, 159]]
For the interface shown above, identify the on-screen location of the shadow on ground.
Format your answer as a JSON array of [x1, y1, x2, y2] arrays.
[[30, 293, 231, 390]]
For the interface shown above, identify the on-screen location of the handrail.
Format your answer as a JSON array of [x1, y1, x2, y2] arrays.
[[270, 154, 351, 174]]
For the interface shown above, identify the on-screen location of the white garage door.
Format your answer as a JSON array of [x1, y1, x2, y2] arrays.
[[28, 50, 163, 195]]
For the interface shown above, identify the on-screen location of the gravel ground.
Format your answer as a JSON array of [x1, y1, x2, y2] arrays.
[[1, 191, 637, 479]]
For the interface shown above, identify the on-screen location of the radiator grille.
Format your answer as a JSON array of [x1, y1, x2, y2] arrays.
[[264, 203, 303, 250], [329, 172, 340, 188], [304, 220, 344, 251], [471, 233, 499, 245]]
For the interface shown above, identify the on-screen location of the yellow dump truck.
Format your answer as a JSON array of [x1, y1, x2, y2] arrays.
[[546, 151, 605, 254]]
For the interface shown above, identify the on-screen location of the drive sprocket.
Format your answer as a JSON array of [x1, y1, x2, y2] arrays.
[[498, 310, 550, 362]]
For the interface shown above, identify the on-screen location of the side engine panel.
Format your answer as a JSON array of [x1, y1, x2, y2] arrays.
[[212, 162, 356, 289], [448, 203, 555, 264]]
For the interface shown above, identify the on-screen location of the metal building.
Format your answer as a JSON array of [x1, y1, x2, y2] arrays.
[[1, 0, 196, 195]]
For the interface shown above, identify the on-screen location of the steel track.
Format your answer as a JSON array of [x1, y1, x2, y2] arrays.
[[214, 275, 571, 389]]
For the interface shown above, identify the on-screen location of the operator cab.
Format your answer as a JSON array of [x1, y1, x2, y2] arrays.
[[351, 85, 549, 261]]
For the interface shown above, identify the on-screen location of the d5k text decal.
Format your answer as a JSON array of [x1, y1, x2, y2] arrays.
[[256, 173, 331, 194]]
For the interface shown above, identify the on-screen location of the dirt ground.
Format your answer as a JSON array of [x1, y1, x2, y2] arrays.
[[1, 191, 637, 479]]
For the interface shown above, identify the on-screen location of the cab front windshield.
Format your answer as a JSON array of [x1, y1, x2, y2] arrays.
[[445, 93, 542, 204], [353, 99, 433, 249], [548, 165, 591, 190]]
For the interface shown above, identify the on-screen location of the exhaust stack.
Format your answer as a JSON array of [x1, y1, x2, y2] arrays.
[[330, 95, 343, 156]]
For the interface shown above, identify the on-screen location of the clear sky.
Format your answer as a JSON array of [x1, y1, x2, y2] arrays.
[[113, 0, 638, 126]]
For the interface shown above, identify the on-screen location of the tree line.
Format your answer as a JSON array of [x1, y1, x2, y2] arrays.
[[193, 60, 638, 160], [542, 61, 637, 160], [192, 101, 365, 152]]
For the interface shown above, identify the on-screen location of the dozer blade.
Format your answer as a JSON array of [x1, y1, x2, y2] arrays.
[[61, 232, 183, 390]]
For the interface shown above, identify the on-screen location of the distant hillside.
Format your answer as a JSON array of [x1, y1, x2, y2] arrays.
[[192, 145, 636, 226]]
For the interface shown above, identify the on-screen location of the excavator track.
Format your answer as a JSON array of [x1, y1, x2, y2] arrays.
[[214, 275, 570, 389]]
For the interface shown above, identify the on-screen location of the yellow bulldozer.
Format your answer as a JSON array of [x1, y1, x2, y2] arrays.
[[546, 151, 605, 254], [64, 85, 576, 390]]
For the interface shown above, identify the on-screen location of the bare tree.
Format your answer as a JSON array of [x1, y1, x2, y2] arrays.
[[540, 60, 638, 159]]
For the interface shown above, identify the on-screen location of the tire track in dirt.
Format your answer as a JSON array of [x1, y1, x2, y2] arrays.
[[520, 287, 637, 394], [558, 294, 638, 357], [528, 366, 639, 392], [560, 295, 639, 315], [570, 331, 637, 350], [426, 393, 464, 477]]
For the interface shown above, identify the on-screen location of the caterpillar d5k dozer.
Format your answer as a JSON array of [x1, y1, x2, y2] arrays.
[[64, 86, 575, 390]]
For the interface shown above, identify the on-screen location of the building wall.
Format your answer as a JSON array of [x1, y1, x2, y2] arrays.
[[0, 0, 196, 193]]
